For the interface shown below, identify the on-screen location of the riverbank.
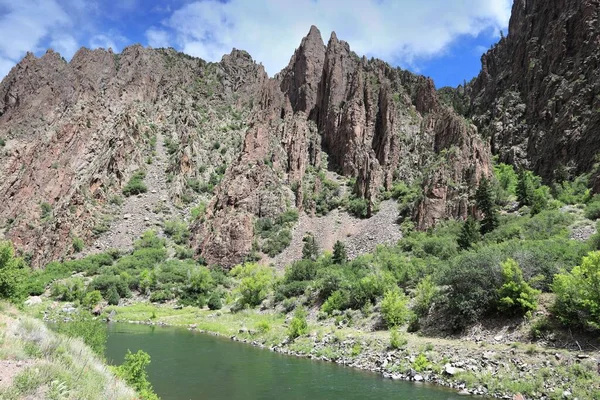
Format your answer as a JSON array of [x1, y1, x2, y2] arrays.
[[0, 303, 136, 399], [35, 300, 600, 399]]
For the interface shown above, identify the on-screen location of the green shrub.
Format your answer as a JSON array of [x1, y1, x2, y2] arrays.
[[584, 195, 600, 220], [493, 162, 518, 204], [122, 171, 148, 196], [262, 228, 292, 257], [207, 292, 223, 310], [497, 258, 540, 315], [72, 237, 85, 253], [552, 251, 600, 330], [413, 353, 430, 372], [231, 263, 273, 308], [163, 219, 190, 245], [82, 290, 103, 309], [135, 230, 166, 250], [50, 278, 85, 302], [321, 290, 348, 315], [180, 266, 214, 307], [149, 290, 172, 303], [413, 275, 438, 317], [0, 241, 30, 302], [443, 247, 503, 330], [552, 174, 590, 204], [106, 286, 120, 305], [288, 307, 308, 339], [347, 197, 369, 218], [114, 350, 159, 400], [530, 186, 551, 215], [389, 329, 407, 349], [256, 320, 271, 333], [380, 288, 411, 328], [516, 170, 538, 207], [40, 202, 52, 220]]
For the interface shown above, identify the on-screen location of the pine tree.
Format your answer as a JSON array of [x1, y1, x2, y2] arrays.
[[475, 177, 499, 235], [332, 240, 347, 264], [458, 216, 480, 250], [516, 169, 535, 207], [302, 233, 319, 261]]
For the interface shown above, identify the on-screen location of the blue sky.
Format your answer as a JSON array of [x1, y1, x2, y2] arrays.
[[0, 0, 511, 88]]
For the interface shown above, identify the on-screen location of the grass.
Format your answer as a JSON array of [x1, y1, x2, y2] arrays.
[[0, 304, 136, 400]]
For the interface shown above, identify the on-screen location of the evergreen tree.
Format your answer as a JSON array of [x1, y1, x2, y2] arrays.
[[332, 240, 347, 264], [302, 233, 319, 261], [516, 169, 536, 207], [457, 216, 480, 250], [475, 177, 499, 235]]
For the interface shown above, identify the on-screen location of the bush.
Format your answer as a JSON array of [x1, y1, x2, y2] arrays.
[[50, 278, 85, 302], [181, 266, 214, 307], [380, 288, 411, 328], [389, 329, 407, 349], [0, 241, 30, 302], [82, 290, 103, 309], [321, 290, 348, 315], [106, 286, 120, 305], [493, 162, 518, 204], [72, 237, 85, 252], [231, 263, 273, 308], [584, 195, 600, 220], [552, 251, 600, 331], [163, 219, 190, 245], [149, 290, 172, 303], [347, 197, 369, 218], [288, 307, 308, 339], [114, 350, 159, 400], [497, 258, 540, 315], [122, 171, 148, 196], [443, 247, 503, 330], [413, 275, 438, 317], [207, 293, 223, 310]]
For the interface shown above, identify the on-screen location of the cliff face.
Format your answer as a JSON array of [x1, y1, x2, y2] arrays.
[[470, 0, 600, 180], [194, 27, 491, 266], [0, 26, 491, 268], [0, 46, 262, 266]]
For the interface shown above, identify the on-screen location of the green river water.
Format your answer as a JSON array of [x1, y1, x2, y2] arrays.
[[105, 323, 469, 400]]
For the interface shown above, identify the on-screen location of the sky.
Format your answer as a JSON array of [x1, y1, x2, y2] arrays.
[[0, 0, 512, 88]]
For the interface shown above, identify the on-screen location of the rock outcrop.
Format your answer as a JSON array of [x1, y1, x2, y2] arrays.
[[470, 0, 600, 180], [194, 27, 491, 266], [0, 26, 492, 268]]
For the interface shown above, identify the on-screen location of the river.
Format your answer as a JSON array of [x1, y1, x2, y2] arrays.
[[105, 323, 469, 400]]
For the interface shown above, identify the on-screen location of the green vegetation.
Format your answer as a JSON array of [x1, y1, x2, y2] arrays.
[[254, 209, 298, 257], [0, 310, 136, 400], [288, 307, 308, 339], [123, 171, 148, 196], [553, 251, 600, 330], [72, 236, 85, 252], [497, 258, 540, 316], [380, 289, 411, 327], [0, 241, 30, 302], [114, 350, 159, 400]]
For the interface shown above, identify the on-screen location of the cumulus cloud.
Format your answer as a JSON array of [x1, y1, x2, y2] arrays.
[[155, 0, 511, 75], [0, 0, 73, 77], [146, 28, 171, 49]]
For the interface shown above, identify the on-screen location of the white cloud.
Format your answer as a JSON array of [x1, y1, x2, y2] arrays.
[[161, 0, 511, 75], [89, 30, 127, 52], [146, 28, 171, 49], [0, 0, 75, 79], [50, 34, 78, 59]]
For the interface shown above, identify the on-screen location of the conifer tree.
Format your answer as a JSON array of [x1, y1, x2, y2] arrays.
[[458, 216, 480, 250], [475, 177, 499, 234], [302, 233, 319, 261], [332, 240, 347, 264]]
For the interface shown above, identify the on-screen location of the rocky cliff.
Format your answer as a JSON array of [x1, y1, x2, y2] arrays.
[[470, 0, 600, 181], [194, 27, 491, 266], [0, 26, 491, 268]]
